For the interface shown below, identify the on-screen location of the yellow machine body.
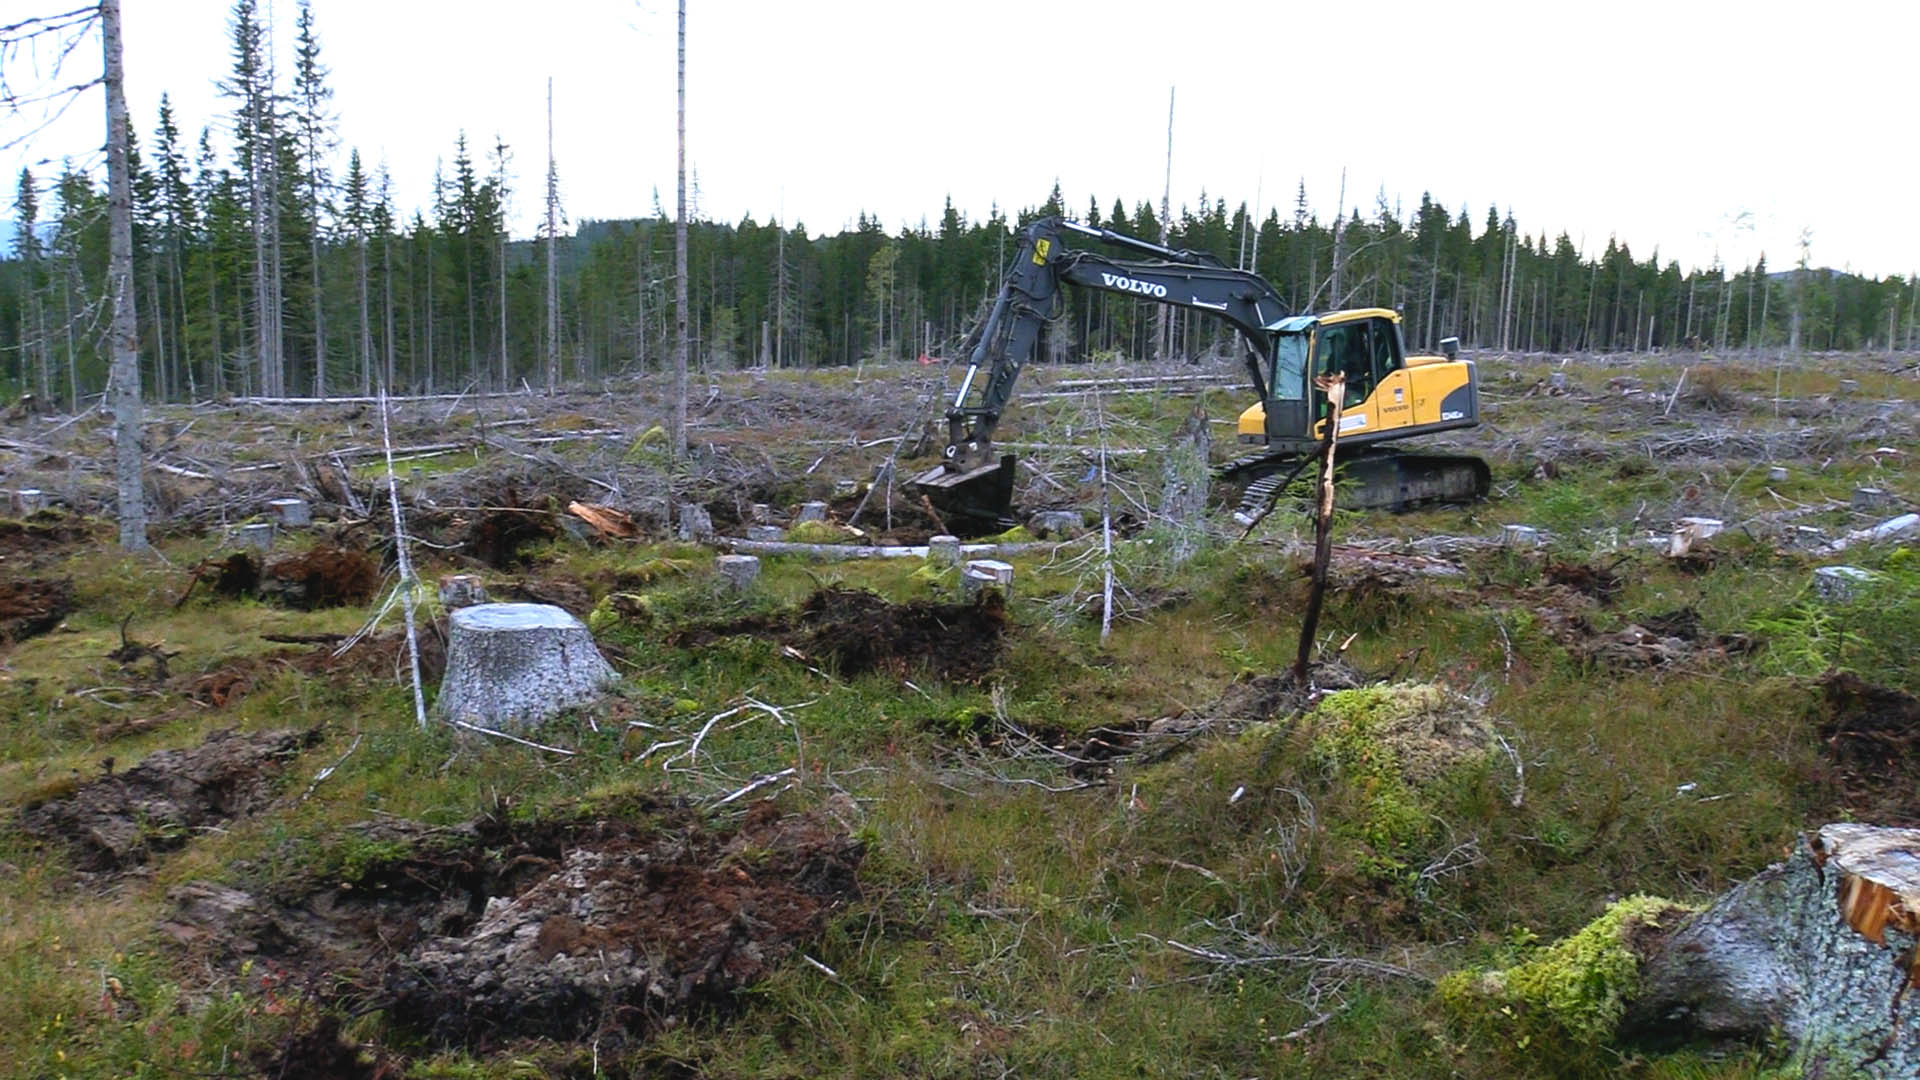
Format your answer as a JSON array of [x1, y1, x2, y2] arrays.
[[1235, 308, 1478, 450]]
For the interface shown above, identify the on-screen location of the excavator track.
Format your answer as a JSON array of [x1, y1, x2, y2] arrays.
[[1216, 447, 1489, 524]]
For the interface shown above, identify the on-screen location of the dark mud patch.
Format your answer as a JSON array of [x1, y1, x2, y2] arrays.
[[826, 488, 946, 546], [0, 576, 73, 644], [261, 546, 380, 609], [675, 586, 1008, 682], [161, 803, 863, 1051], [1817, 672, 1920, 825], [18, 727, 318, 872]]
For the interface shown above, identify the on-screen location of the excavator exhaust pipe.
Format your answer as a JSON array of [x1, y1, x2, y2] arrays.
[[908, 454, 1018, 536]]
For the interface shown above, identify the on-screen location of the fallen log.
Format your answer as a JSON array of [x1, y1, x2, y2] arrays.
[[1624, 823, 1920, 1073], [719, 537, 1086, 561]]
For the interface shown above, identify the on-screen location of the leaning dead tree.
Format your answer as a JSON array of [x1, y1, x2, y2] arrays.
[[670, 0, 690, 460], [1292, 373, 1345, 683], [102, 0, 147, 549]]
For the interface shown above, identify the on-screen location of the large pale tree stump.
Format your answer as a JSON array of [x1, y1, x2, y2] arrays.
[[1625, 824, 1920, 1075], [436, 603, 615, 729]]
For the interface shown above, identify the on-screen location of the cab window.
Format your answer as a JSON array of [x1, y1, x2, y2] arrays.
[[1316, 322, 1375, 406], [1270, 333, 1308, 401]]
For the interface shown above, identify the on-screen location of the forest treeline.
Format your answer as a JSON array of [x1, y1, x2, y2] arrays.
[[3, 0, 1916, 408]]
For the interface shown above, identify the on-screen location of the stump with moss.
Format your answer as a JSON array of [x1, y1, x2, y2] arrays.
[[1442, 824, 1920, 1076]]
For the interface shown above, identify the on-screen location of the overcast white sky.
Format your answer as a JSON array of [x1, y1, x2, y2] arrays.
[[6, 0, 1917, 278]]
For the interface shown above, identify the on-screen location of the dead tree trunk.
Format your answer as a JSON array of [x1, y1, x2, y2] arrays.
[[671, 0, 690, 460], [1292, 374, 1345, 684], [1624, 824, 1920, 1076], [103, 0, 148, 551]]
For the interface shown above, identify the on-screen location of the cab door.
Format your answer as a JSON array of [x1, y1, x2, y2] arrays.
[[1311, 322, 1377, 439], [1366, 317, 1417, 434]]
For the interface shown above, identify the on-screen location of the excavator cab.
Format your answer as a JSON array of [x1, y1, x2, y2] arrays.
[[1239, 308, 1474, 451]]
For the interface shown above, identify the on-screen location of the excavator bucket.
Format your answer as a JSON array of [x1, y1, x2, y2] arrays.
[[908, 454, 1018, 535]]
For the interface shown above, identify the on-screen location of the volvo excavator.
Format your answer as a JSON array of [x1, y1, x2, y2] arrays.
[[907, 215, 1489, 532]]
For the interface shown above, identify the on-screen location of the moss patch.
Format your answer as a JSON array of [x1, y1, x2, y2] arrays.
[[1306, 684, 1499, 864], [1438, 895, 1697, 1047], [787, 520, 853, 545]]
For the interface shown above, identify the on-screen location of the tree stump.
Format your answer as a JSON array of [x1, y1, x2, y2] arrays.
[[267, 498, 311, 527], [715, 553, 760, 590], [796, 501, 829, 524], [1029, 511, 1085, 540], [676, 503, 714, 542], [926, 534, 963, 567], [1814, 566, 1878, 604], [438, 574, 489, 611], [436, 603, 615, 729], [236, 522, 275, 550], [1625, 824, 1920, 1075], [962, 559, 1014, 601]]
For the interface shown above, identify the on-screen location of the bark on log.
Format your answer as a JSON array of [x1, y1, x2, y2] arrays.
[[1625, 824, 1920, 1075]]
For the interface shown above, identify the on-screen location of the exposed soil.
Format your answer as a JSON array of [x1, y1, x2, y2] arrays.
[[211, 552, 261, 597], [1816, 672, 1920, 826], [1544, 558, 1627, 604], [1528, 591, 1757, 672], [18, 727, 319, 872], [261, 546, 380, 609], [464, 500, 559, 569], [251, 1016, 383, 1080], [498, 575, 594, 618], [675, 586, 1008, 682], [827, 488, 946, 545], [160, 802, 863, 1051], [183, 624, 449, 710], [0, 576, 73, 644], [0, 511, 102, 566]]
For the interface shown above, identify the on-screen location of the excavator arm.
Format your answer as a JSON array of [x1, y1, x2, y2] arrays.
[[911, 216, 1289, 528]]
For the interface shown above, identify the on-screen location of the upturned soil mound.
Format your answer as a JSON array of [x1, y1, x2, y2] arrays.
[[465, 503, 559, 569], [184, 625, 448, 709], [0, 511, 101, 566], [160, 803, 863, 1051], [261, 545, 380, 609], [18, 728, 318, 872], [1817, 672, 1920, 825], [1532, 595, 1757, 671], [0, 576, 73, 644], [676, 586, 1008, 682]]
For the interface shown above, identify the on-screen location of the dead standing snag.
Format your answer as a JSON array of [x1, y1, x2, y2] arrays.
[[1294, 374, 1346, 686]]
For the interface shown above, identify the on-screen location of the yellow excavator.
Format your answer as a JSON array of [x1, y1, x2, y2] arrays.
[[908, 215, 1489, 532]]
